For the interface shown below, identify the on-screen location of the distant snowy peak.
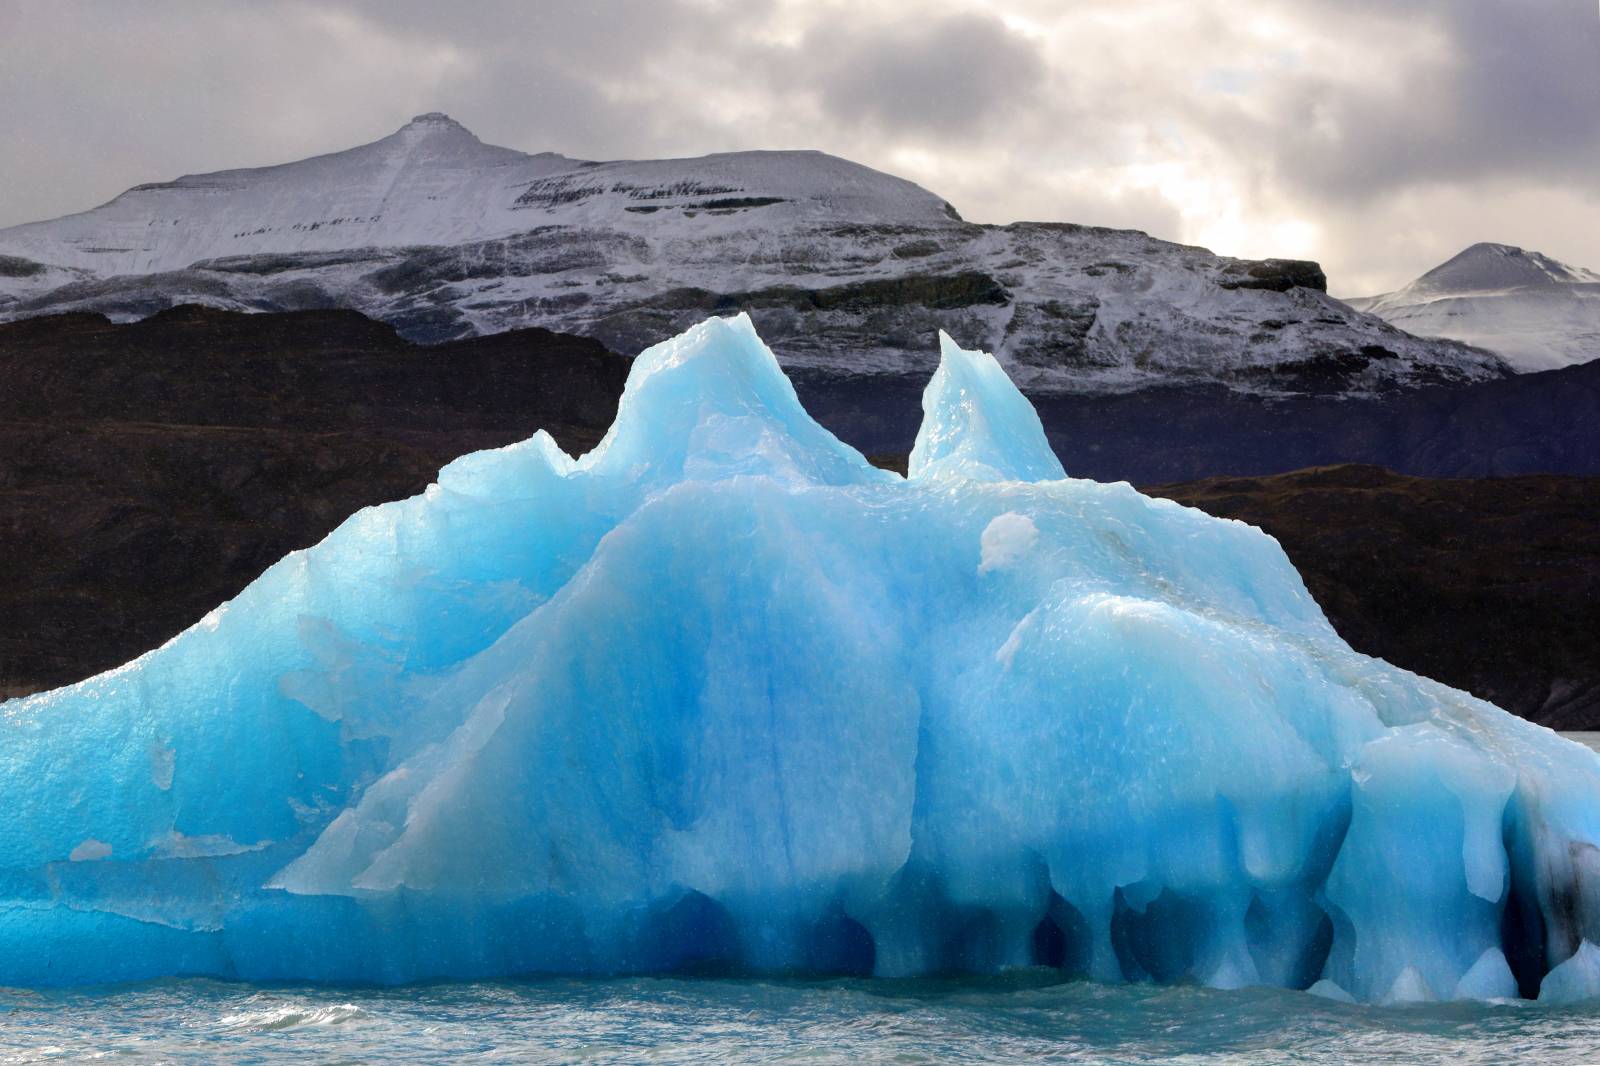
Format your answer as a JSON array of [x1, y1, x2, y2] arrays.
[[179, 111, 545, 181], [1352, 244, 1600, 372], [1408, 243, 1600, 297], [391, 111, 509, 144]]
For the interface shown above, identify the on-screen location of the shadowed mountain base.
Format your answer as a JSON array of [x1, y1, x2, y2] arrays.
[[0, 307, 628, 695]]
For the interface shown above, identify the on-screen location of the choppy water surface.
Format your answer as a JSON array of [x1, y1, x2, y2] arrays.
[[3, 974, 1600, 1064]]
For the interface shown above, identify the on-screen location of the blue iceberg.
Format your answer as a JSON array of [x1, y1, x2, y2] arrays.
[[4, 314, 1600, 1002]]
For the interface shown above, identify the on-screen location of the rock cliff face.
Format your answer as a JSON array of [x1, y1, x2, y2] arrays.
[[0, 115, 1504, 395]]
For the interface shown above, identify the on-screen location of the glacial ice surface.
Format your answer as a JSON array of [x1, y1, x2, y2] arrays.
[[5, 313, 1600, 1001]]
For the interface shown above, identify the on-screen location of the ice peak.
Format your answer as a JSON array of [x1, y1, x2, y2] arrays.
[[908, 331, 1066, 484], [580, 313, 890, 488]]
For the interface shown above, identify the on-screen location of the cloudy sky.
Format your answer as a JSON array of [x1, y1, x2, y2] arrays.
[[1, 0, 1596, 295]]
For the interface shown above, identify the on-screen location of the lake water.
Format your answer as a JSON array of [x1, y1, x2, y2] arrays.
[[6, 738, 1600, 1062], [5, 973, 1600, 1064], [1565, 732, 1600, 754]]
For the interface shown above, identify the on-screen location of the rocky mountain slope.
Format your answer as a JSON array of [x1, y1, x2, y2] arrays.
[[0, 114, 1505, 395], [0, 307, 1593, 727], [0, 307, 626, 696], [1350, 243, 1600, 372]]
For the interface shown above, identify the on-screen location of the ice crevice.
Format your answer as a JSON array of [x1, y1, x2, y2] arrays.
[[4, 313, 1600, 1002]]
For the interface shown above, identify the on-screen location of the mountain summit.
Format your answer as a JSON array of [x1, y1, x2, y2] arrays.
[[0, 115, 1506, 395], [1417, 243, 1600, 292], [1351, 244, 1600, 372], [0, 114, 947, 277]]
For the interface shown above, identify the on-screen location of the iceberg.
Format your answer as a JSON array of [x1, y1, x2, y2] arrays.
[[3, 313, 1600, 1001]]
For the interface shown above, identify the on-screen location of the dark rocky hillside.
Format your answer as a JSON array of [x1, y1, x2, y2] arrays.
[[0, 306, 628, 695], [1146, 466, 1600, 730]]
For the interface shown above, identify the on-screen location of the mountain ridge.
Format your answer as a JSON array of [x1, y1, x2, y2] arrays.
[[0, 114, 1507, 396], [0, 114, 952, 275]]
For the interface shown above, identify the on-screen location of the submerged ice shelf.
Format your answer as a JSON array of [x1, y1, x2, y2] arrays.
[[4, 314, 1600, 1002]]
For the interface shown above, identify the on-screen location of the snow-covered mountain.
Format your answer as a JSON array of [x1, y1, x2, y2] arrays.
[[0, 114, 1507, 395], [1349, 244, 1600, 373]]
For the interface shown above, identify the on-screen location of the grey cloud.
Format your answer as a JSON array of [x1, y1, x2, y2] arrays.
[[798, 13, 1047, 138], [322, 0, 804, 161], [1258, 0, 1600, 202]]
